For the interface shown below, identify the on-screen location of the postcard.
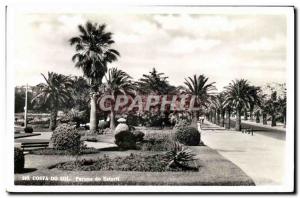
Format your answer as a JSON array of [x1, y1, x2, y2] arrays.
[[5, 3, 295, 193]]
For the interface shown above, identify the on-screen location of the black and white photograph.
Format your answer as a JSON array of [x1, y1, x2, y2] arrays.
[[4, 3, 295, 193]]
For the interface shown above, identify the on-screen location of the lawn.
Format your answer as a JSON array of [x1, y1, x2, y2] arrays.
[[14, 146, 255, 186]]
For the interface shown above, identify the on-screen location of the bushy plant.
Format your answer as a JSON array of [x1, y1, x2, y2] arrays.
[[174, 118, 192, 129], [14, 147, 24, 173], [141, 112, 164, 127], [114, 131, 136, 149], [175, 127, 200, 146], [126, 114, 142, 126], [24, 126, 33, 133], [137, 132, 176, 151], [51, 124, 83, 154], [132, 130, 145, 142]]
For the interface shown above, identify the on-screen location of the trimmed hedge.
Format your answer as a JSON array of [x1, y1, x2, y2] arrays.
[[14, 147, 24, 173], [175, 127, 200, 146]]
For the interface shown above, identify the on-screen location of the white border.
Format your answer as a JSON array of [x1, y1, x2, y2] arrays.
[[5, 2, 295, 193]]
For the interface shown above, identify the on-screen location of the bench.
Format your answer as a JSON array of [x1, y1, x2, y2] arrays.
[[21, 142, 49, 151], [241, 128, 253, 136]]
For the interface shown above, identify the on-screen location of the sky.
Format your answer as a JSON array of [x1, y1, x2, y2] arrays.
[[13, 13, 287, 91]]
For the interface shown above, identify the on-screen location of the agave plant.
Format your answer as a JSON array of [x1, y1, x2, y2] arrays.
[[164, 142, 196, 170]]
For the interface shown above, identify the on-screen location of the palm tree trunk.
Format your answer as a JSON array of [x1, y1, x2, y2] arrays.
[[216, 111, 220, 125], [271, 115, 276, 126], [89, 93, 97, 133], [235, 108, 241, 131], [255, 112, 260, 123], [213, 111, 217, 124], [49, 107, 57, 131], [225, 109, 231, 129], [221, 111, 225, 127], [110, 110, 116, 130], [250, 111, 254, 121], [262, 113, 267, 125], [244, 110, 248, 120]]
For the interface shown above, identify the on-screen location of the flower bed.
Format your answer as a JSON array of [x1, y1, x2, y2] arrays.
[[30, 148, 99, 155], [54, 153, 199, 172]]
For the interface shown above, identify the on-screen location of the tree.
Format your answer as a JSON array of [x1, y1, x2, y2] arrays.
[[71, 76, 90, 111], [137, 67, 175, 94], [224, 101, 233, 129], [265, 91, 280, 127], [248, 86, 261, 121], [70, 21, 120, 133], [277, 95, 286, 128], [15, 87, 33, 113], [32, 72, 73, 130], [224, 79, 253, 131], [212, 93, 226, 127], [103, 67, 135, 129], [183, 74, 216, 121]]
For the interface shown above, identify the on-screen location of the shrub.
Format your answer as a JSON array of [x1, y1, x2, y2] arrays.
[[175, 127, 200, 146], [137, 132, 176, 151], [114, 131, 136, 149], [174, 119, 191, 129], [142, 113, 164, 127], [14, 147, 24, 173], [132, 130, 144, 142], [115, 123, 129, 134], [51, 124, 82, 154], [24, 126, 33, 133]]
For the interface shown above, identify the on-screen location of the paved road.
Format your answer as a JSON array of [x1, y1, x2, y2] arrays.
[[229, 119, 286, 140], [201, 121, 285, 185]]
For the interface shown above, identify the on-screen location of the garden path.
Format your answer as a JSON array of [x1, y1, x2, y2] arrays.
[[201, 121, 286, 185]]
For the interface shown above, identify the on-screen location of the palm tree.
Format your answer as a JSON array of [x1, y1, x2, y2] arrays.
[[212, 93, 226, 127], [224, 101, 233, 129], [103, 68, 135, 129], [265, 91, 280, 127], [32, 72, 73, 130], [70, 21, 120, 133], [224, 79, 253, 131], [137, 67, 175, 94], [183, 74, 216, 121], [248, 86, 261, 121], [277, 96, 286, 128]]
